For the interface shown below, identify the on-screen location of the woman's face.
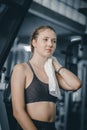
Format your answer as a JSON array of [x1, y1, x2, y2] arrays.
[[32, 29, 57, 58]]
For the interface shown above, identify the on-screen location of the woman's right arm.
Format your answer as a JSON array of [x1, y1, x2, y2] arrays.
[[11, 64, 37, 130]]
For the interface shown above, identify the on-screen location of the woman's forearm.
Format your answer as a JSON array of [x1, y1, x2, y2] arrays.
[[52, 57, 82, 90], [13, 109, 37, 130], [56, 67, 82, 90]]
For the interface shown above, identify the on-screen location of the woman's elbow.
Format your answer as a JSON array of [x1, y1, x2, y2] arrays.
[[12, 107, 24, 121], [73, 80, 82, 90], [13, 109, 20, 120]]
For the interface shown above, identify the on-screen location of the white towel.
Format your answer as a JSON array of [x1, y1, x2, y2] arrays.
[[44, 57, 62, 99]]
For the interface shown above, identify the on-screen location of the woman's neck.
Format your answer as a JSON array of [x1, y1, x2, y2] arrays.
[[30, 55, 47, 69]]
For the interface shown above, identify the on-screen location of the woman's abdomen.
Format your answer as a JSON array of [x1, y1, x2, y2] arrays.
[[26, 101, 56, 122]]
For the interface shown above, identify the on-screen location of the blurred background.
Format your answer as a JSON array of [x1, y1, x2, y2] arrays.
[[0, 0, 87, 130]]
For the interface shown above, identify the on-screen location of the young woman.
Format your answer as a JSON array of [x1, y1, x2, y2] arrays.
[[11, 25, 82, 130]]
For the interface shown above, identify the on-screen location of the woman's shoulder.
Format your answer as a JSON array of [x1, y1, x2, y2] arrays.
[[12, 62, 27, 75]]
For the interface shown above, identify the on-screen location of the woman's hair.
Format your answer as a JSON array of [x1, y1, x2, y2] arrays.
[[30, 25, 56, 53]]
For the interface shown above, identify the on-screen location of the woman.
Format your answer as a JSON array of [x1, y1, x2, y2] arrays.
[[11, 25, 81, 130]]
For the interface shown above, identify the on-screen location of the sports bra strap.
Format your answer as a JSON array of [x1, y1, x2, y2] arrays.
[[27, 62, 34, 74]]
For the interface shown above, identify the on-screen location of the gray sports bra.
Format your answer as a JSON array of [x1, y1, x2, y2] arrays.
[[24, 62, 57, 104]]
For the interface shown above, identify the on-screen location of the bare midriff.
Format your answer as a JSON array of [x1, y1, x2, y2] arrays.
[[26, 101, 56, 122]]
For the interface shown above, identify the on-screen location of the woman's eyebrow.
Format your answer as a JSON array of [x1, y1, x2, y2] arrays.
[[43, 36, 56, 39]]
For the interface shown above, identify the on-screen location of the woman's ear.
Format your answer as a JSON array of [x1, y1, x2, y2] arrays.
[[32, 39, 37, 48]]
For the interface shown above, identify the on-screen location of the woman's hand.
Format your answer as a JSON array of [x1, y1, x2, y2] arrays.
[[52, 56, 62, 72]]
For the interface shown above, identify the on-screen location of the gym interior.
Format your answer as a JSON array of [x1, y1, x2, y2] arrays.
[[0, 0, 87, 130]]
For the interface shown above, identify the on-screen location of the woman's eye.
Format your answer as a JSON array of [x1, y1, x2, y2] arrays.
[[52, 40, 56, 43], [43, 38, 48, 41]]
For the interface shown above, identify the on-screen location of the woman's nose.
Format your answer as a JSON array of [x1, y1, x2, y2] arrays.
[[48, 40, 53, 46]]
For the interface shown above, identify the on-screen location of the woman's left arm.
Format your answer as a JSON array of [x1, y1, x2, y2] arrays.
[[53, 58, 82, 91]]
